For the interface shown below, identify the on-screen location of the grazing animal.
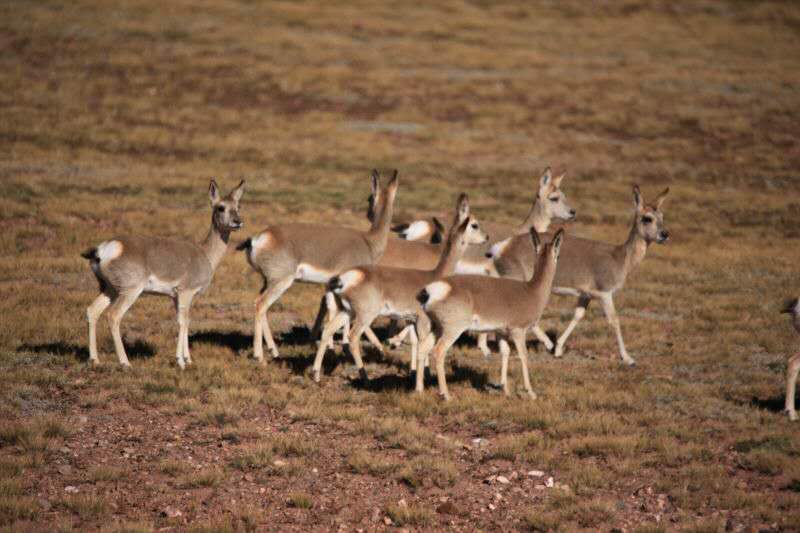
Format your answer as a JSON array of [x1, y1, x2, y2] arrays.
[[239, 170, 399, 362], [83, 179, 245, 368], [487, 185, 670, 365], [391, 217, 445, 244], [418, 229, 564, 400], [781, 297, 800, 421], [313, 194, 488, 384]]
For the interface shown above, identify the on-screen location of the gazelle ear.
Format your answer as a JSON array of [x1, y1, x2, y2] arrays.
[[457, 217, 470, 234], [654, 187, 669, 210], [387, 169, 399, 191], [456, 193, 469, 222], [529, 227, 541, 255], [552, 228, 565, 256], [370, 169, 380, 197], [538, 167, 552, 193], [552, 171, 566, 188], [431, 217, 445, 244], [633, 185, 643, 213], [209, 179, 220, 205], [231, 180, 245, 203]]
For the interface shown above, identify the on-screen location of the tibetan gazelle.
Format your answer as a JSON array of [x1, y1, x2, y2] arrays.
[[313, 194, 488, 383], [781, 298, 800, 421], [418, 229, 564, 401], [488, 185, 670, 365], [82, 179, 245, 369], [239, 170, 399, 362]]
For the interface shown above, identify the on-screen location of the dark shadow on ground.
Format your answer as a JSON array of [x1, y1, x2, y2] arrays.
[[750, 395, 788, 414], [16, 340, 155, 361], [350, 360, 490, 393]]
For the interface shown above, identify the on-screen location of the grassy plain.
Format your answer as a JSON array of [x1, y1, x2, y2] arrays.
[[2, 0, 800, 530]]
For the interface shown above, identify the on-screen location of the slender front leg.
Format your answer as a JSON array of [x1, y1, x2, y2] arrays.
[[175, 291, 195, 368], [106, 287, 143, 368], [512, 329, 536, 399], [787, 353, 800, 421], [389, 325, 414, 349], [498, 336, 511, 395], [554, 295, 591, 358], [530, 325, 554, 352], [598, 292, 635, 365], [253, 276, 294, 362], [312, 311, 349, 382], [431, 330, 462, 401], [87, 293, 111, 364], [310, 293, 329, 341], [348, 315, 378, 381], [477, 333, 492, 359]]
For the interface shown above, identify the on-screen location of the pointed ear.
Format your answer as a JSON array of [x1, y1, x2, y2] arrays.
[[529, 227, 541, 255], [654, 187, 669, 210], [456, 193, 469, 222], [209, 179, 220, 205], [370, 169, 380, 197], [538, 167, 552, 193], [552, 228, 565, 256], [431, 217, 444, 244], [552, 171, 566, 188], [432, 217, 445, 234], [633, 185, 643, 212], [457, 217, 470, 234], [231, 180, 245, 203], [387, 169, 399, 191]]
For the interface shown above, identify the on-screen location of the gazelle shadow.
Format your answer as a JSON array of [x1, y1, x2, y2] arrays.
[[16, 340, 154, 361], [750, 395, 788, 414], [350, 359, 489, 393]]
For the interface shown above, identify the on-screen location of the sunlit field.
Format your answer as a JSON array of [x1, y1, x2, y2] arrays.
[[2, 0, 800, 530]]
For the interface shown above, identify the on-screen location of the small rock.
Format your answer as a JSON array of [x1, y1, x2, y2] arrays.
[[57, 465, 72, 476], [534, 484, 546, 490], [371, 508, 381, 523], [472, 438, 487, 447], [383, 517, 393, 526], [122, 447, 135, 455], [496, 475, 510, 484], [64, 486, 79, 494], [436, 501, 458, 515], [78, 415, 88, 424], [38, 498, 51, 511], [488, 503, 496, 511], [397, 498, 407, 508], [59, 446, 71, 454], [273, 459, 288, 467], [161, 506, 182, 519], [312, 468, 318, 474], [259, 487, 265, 494], [509, 471, 519, 480], [244, 473, 254, 482], [483, 475, 496, 484], [494, 492, 503, 501], [527, 470, 545, 477], [545, 476, 554, 488]]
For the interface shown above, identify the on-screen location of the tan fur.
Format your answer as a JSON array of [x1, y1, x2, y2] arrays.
[[243, 170, 399, 361], [420, 229, 564, 400], [84, 179, 245, 368], [312, 195, 488, 383], [781, 298, 800, 421], [490, 185, 670, 365]]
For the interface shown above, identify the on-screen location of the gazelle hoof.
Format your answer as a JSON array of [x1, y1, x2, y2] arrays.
[[527, 391, 538, 400], [312, 370, 321, 383], [121, 363, 132, 371], [624, 358, 636, 367], [788, 410, 798, 421], [254, 357, 266, 367], [357, 368, 368, 382], [270, 348, 280, 359], [89, 358, 100, 366]]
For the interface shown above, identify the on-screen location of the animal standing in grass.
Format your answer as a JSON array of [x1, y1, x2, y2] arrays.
[[418, 228, 564, 401], [314, 194, 488, 385], [239, 170, 399, 362], [82, 179, 245, 368], [781, 298, 800, 421], [488, 185, 669, 365]]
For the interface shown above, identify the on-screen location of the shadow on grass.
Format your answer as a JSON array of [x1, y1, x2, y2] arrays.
[[351, 360, 490, 393], [750, 395, 788, 414], [16, 340, 154, 361], [275, 343, 395, 377], [453, 329, 558, 353]]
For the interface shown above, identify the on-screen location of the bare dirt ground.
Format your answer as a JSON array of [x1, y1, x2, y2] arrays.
[[2, 0, 800, 531]]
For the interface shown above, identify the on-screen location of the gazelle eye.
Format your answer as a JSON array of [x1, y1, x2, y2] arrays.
[[216, 206, 225, 213], [549, 196, 559, 202], [471, 223, 479, 229], [641, 216, 653, 224]]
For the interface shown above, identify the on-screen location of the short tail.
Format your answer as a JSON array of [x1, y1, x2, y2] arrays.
[[416, 288, 430, 307], [328, 276, 343, 293], [81, 247, 98, 261], [236, 238, 252, 252]]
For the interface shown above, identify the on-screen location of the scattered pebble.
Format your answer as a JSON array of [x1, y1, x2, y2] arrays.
[[545, 477, 554, 488], [64, 486, 79, 494], [496, 475, 510, 484], [397, 498, 407, 508], [161, 506, 182, 519], [273, 459, 288, 467], [527, 470, 545, 477], [488, 503, 496, 511], [57, 465, 72, 476], [383, 517, 393, 526]]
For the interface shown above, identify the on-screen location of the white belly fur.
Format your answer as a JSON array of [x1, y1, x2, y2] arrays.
[[296, 263, 336, 284]]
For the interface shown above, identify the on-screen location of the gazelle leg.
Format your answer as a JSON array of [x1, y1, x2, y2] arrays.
[[499, 336, 511, 395], [407, 325, 419, 372], [787, 353, 800, 421], [312, 311, 349, 382], [598, 292, 635, 366], [87, 293, 112, 364], [512, 329, 536, 399], [310, 293, 329, 341], [389, 325, 414, 348], [432, 330, 463, 401], [348, 315, 378, 381], [175, 291, 195, 369], [324, 292, 338, 349], [253, 276, 294, 362], [530, 325, 554, 352], [554, 295, 591, 358], [477, 333, 491, 359], [106, 287, 143, 368], [363, 326, 384, 354]]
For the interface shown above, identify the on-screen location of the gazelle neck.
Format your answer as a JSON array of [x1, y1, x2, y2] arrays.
[[517, 196, 551, 234], [365, 195, 395, 261], [202, 222, 230, 271], [432, 235, 462, 277], [615, 217, 648, 278]]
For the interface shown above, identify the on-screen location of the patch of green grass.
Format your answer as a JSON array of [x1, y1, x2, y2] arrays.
[[386, 502, 433, 527], [230, 445, 274, 471], [158, 460, 187, 477], [347, 450, 400, 476], [59, 494, 109, 521], [178, 469, 223, 489], [287, 492, 312, 509], [398, 456, 457, 489], [0, 495, 39, 526], [87, 465, 126, 482]]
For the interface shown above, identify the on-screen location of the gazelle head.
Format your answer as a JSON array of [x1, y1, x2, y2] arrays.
[[538, 168, 577, 222], [366, 169, 400, 225], [391, 217, 446, 244], [633, 185, 670, 245], [209, 179, 245, 233], [452, 193, 490, 245]]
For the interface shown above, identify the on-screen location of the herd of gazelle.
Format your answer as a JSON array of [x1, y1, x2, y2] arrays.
[[78, 169, 797, 418]]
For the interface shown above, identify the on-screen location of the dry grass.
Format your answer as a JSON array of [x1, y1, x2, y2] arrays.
[[2, 0, 800, 529]]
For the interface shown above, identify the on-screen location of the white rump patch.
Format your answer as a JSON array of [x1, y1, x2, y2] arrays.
[[251, 232, 273, 251], [97, 240, 124, 262], [296, 263, 336, 284], [338, 269, 365, 293], [424, 280, 451, 308], [488, 237, 512, 259], [455, 259, 493, 275], [400, 220, 431, 241]]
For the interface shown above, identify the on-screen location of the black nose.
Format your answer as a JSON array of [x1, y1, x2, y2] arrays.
[[416, 289, 430, 306], [485, 252, 493, 258], [659, 230, 670, 241], [569, 209, 576, 218]]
